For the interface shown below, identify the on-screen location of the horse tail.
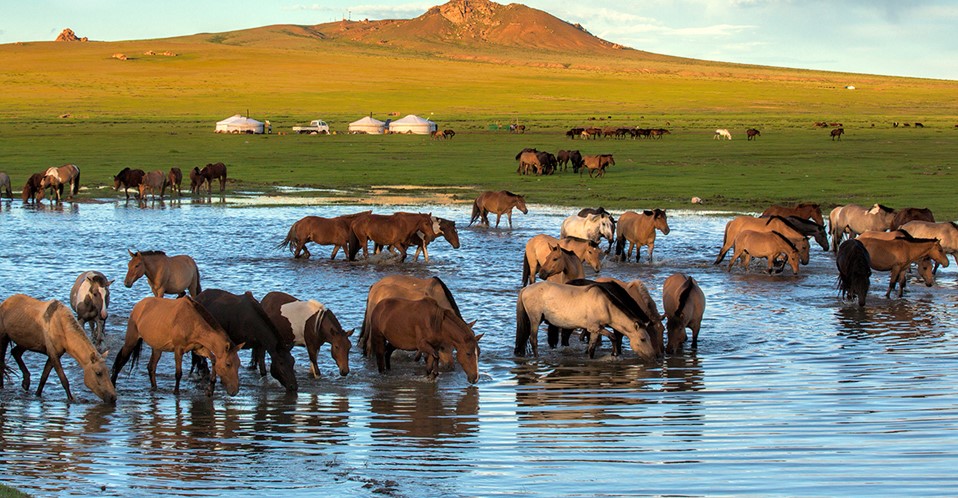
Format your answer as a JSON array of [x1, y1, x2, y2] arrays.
[[614, 233, 626, 259], [514, 290, 531, 356], [346, 228, 360, 261], [469, 198, 481, 226], [521, 253, 531, 287], [714, 223, 732, 264], [72, 167, 81, 196], [277, 222, 297, 252], [193, 265, 202, 296], [128, 338, 143, 373]]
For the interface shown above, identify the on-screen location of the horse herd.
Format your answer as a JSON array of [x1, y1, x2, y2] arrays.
[[515, 148, 615, 178], [112, 162, 228, 201], [566, 127, 671, 140]]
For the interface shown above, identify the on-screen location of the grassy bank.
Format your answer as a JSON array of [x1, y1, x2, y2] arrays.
[[0, 484, 29, 498]]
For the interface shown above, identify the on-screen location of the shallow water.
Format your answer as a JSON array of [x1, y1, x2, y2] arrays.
[[2, 198, 958, 496]]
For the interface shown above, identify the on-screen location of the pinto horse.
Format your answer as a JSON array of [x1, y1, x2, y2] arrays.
[[113, 167, 146, 200], [614, 209, 670, 263], [277, 211, 372, 259], [522, 234, 601, 286], [560, 213, 614, 249], [347, 212, 437, 262], [111, 296, 243, 396], [469, 190, 528, 228], [261, 291, 352, 378], [0, 294, 116, 403], [40, 164, 80, 202], [69, 271, 113, 348], [836, 240, 871, 307], [761, 203, 825, 226], [662, 274, 705, 353], [408, 216, 460, 263], [200, 162, 228, 193], [124, 250, 202, 297]]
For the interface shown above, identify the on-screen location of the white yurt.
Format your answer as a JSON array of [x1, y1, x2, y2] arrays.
[[215, 114, 265, 134], [347, 116, 386, 134], [387, 114, 437, 135]]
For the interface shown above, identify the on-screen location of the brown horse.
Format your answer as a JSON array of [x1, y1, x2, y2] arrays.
[[0, 295, 116, 403], [113, 167, 146, 200], [277, 211, 372, 259], [726, 230, 808, 274], [889, 207, 934, 230], [662, 274, 705, 353], [900, 221, 958, 265], [715, 215, 817, 265], [858, 230, 939, 286], [836, 239, 871, 307], [261, 291, 353, 378], [534, 244, 584, 285], [124, 250, 202, 297], [69, 271, 113, 348], [828, 203, 896, 251], [580, 154, 615, 178], [831, 128, 844, 140], [138, 170, 168, 201], [614, 209, 670, 263], [347, 212, 437, 262], [761, 203, 825, 226], [523, 234, 602, 286], [22, 172, 45, 203], [470, 190, 528, 228], [746, 128, 761, 140], [111, 296, 243, 395], [408, 216, 460, 263], [367, 296, 481, 383], [189, 167, 203, 194], [516, 149, 543, 175], [858, 235, 949, 298], [196, 289, 298, 393], [200, 162, 228, 193], [0, 172, 12, 199], [40, 164, 81, 202], [168, 167, 183, 196]]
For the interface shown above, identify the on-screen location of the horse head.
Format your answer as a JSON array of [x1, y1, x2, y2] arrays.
[[453, 321, 482, 384], [83, 349, 117, 404], [515, 195, 528, 214], [318, 309, 352, 377], [439, 219, 460, 248], [654, 209, 671, 235], [538, 244, 566, 281], [211, 341, 244, 396], [124, 250, 144, 288]]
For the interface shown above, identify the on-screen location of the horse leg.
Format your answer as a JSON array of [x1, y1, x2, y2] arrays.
[[547, 324, 560, 349], [307, 343, 321, 378], [11, 345, 31, 390], [36, 357, 55, 396], [507, 212, 514, 228], [45, 354, 75, 402], [329, 245, 340, 260], [495, 213, 503, 228], [148, 349, 163, 392], [647, 243, 655, 263], [560, 328, 573, 347], [384, 343, 396, 371], [257, 351, 267, 377]]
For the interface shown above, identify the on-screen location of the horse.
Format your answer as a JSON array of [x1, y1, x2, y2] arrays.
[[111, 296, 243, 396], [367, 296, 481, 383], [556, 150, 573, 171], [0, 294, 116, 404], [40, 164, 80, 202], [761, 203, 825, 226], [469, 190, 528, 228], [523, 234, 601, 286], [714, 129, 732, 140], [442, 129, 456, 139], [113, 167, 146, 200], [515, 280, 657, 360], [529, 243, 584, 286], [857, 235, 949, 298], [138, 170, 168, 201], [889, 207, 934, 230], [662, 273, 705, 353], [899, 221, 958, 265], [515, 149, 540, 175], [69, 271, 113, 348], [569, 150, 584, 173], [348, 212, 437, 262], [431, 130, 445, 140], [277, 211, 372, 259], [715, 215, 816, 265], [200, 162, 228, 193], [261, 291, 353, 378], [22, 173, 45, 203], [194, 289, 297, 392], [168, 167, 183, 196], [563, 278, 665, 356], [560, 213, 615, 249], [371, 212, 443, 261], [408, 216, 460, 263], [0, 172, 12, 199], [580, 154, 614, 178], [614, 209, 670, 263], [831, 128, 845, 140], [124, 249, 202, 297], [746, 128, 761, 140], [836, 240, 871, 307], [650, 128, 671, 139], [858, 230, 938, 285], [189, 166, 204, 194], [828, 204, 896, 251], [726, 230, 808, 275]]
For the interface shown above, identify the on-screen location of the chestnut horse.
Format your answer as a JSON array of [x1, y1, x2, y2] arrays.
[[836, 240, 871, 307], [22, 173, 45, 203], [40, 163, 81, 202], [0, 294, 116, 403], [261, 291, 353, 378], [113, 167, 146, 200], [761, 203, 825, 226], [746, 128, 761, 140], [124, 250, 201, 297], [168, 167, 183, 196], [111, 297, 243, 396], [408, 216, 460, 263], [580, 154, 615, 178], [726, 230, 808, 275], [69, 271, 113, 348], [200, 162, 228, 193], [715, 215, 820, 265], [662, 274, 705, 353], [469, 190, 528, 228], [614, 209, 670, 263], [858, 235, 949, 298], [189, 167, 204, 194], [277, 211, 372, 259], [831, 128, 845, 140], [347, 212, 437, 262]]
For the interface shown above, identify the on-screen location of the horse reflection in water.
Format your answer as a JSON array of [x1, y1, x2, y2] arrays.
[[368, 382, 479, 446]]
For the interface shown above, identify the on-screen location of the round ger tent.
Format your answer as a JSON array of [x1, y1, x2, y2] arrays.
[[215, 114, 265, 134], [388, 114, 437, 135], [348, 116, 386, 134]]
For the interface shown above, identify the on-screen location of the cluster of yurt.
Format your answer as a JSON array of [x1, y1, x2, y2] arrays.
[[347, 114, 437, 135], [214, 115, 265, 134]]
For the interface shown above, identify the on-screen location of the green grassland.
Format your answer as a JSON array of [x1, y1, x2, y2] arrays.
[[1, 29, 957, 216]]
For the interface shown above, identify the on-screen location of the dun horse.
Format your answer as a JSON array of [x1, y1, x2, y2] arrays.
[[900, 221, 958, 265], [662, 274, 705, 353], [580, 154, 615, 178], [614, 209, 670, 263], [715, 215, 820, 265], [261, 291, 352, 378], [828, 204, 896, 251], [138, 170, 168, 201], [836, 240, 871, 307], [858, 234, 949, 298], [470, 191, 528, 228], [523, 234, 602, 286], [124, 250, 201, 297], [726, 230, 809, 275], [69, 271, 113, 348], [0, 294, 116, 403]]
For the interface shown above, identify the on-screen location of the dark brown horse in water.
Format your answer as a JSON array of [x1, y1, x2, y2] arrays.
[[124, 250, 202, 297], [889, 207, 934, 230], [0, 294, 116, 403], [189, 167, 204, 194], [195, 289, 298, 392], [278, 211, 372, 259], [347, 212, 437, 262], [261, 291, 353, 378], [113, 167, 146, 200], [111, 296, 243, 396], [40, 164, 81, 202], [22, 172, 45, 203], [168, 167, 183, 196], [662, 273, 705, 353], [407, 216, 460, 263], [761, 203, 825, 226], [200, 162, 228, 193], [470, 190, 528, 228], [836, 239, 871, 307]]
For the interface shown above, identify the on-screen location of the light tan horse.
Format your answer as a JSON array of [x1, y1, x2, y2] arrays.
[[828, 203, 896, 252], [662, 274, 705, 354], [111, 296, 243, 395], [727, 230, 808, 274], [39, 163, 80, 202], [523, 234, 601, 286], [138, 170, 168, 201], [580, 154, 615, 178], [614, 209, 670, 262], [594, 277, 666, 356], [277, 211, 371, 259], [715, 216, 814, 265], [124, 250, 201, 297], [900, 221, 958, 265], [761, 203, 825, 226], [858, 234, 949, 297], [470, 190, 528, 228], [0, 294, 115, 403]]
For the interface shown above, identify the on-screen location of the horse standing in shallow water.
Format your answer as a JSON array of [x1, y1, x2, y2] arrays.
[[277, 211, 371, 259], [21, 173, 45, 203], [200, 162, 228, 194], [69, 271, 113, 348], [858, 234, 949, 298], [113, 167, 146, 200], [662, 274, 705, 353], [470, 191, 528, 228], [836, 240, 871, 307], [261, 291, 353, 378], [168, 167, 183, 196], [124, 250, 201, 297], [828, 204, 896, 252], [0, 172, 12, 199], [0, 294, 116, 404], [40, 164, 80, 202], [614, 209, 670, 263]]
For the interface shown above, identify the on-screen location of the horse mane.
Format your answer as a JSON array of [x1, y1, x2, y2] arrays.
[[136, 250, 167, 257], [875, 204, 895, 214], [643, 210, 654, 216], [675, 276, 696, 321], [784, 215, 824, 231], [430, 276, 463, 319], [950, 222, 958, 230], [896, 230, 940, 245], [503, 190, 519, 197], [796, 202, 819, 209], [182, 296, 226, 333], [565, 278, 651, 325], [771, 231, 801, 253], [244, 291, 281, 337], [116, 167, 131, 177]]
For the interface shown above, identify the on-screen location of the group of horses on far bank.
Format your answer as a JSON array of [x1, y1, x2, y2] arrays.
[[113, 162, 227, 201], [515, 148, 615, 178]]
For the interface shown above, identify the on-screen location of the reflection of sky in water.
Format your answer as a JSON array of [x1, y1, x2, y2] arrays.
[[1, 200, 958, 496]]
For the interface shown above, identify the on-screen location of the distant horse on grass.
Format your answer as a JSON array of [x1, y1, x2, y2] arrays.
[[831, 128, 845, 140], [580, 154, 615, 178], [470, 191, 528, 228], [714, 129, 732, 140], [746, 128, 761, 140]]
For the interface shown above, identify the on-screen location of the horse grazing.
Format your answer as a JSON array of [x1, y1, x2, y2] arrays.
[[138, 170, 168, 201], [761, 202, 825, 226], [0, 172, 12, 199], [836, 240, 871, 307], [515, 280, 657, 360], [189, 167, 204, 194], [469, 190, 528, 228], [113, 167, 146, 200], [662, 273, 705, 353], [167, 167, 183, 196], [614, 209, 670, 263], [714, 129, 732, 140], [124, 249, 202, 297], [828, 204, 896, 251], [367, 296, 482, 383], [0, 294, 116, 404], [69, 271, 113, 348], [277, 211, 372, 259], [200, 162, 228, 193], [889, 207, 934, 230], [261, 291, 352, 378], [899, 221, 958, 265], [726, 230, 808, 274], [746, 128, 761, 140], [40, 164, 81, 202], [111, 296, 243, 396], [523, 234, 601, 286], [830, 128, 845, 140], [857, 235, 949, 298], [580, 154, 615, 178], [347, 212, 437, 262], [22, 173, 45, 203], [560, 213, 615, 249], [195, 289, 297, 392]]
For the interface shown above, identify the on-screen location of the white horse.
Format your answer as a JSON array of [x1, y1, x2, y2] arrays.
[[560, 214, 614, 248], [714, 129, 732, 140]]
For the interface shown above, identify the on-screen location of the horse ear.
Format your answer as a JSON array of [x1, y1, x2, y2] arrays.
[[100, 349, 110, 359], [107, 279, 115, 287], [128, 249, 135, 257], [474, 333, 483, 342], [467, 320, 478, 329], [230, 342, 246, 353], [346, 328, 355, 337]]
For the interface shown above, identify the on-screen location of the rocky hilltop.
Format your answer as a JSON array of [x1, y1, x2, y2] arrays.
[[55, 28, 88, 42]]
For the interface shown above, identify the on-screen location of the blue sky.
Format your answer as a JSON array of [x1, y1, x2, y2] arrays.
[[3, 0, 956, 80]]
